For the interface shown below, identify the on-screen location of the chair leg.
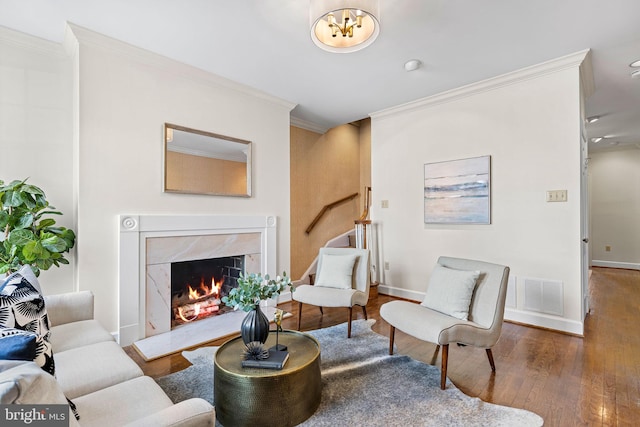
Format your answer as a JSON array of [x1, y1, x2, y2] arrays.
[[361, 305, 368, 320], [440, 344, 449, 390], [389, 326, 395, 355], [347, 307, 353, 338], [486, 348, 496, 372], [297, 301, 303, 331], [319, 306, 323, 315]]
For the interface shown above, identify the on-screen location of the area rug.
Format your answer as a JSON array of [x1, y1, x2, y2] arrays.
[[156, 320, 543, 426]]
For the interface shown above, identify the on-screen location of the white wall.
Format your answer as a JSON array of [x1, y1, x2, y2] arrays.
[[590, 148, 640, 269], [63, 24, 294, 334], [370, 53, 588, 334], [0, 27, 75, 295]]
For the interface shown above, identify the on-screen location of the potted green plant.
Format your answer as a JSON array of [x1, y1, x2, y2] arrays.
[[222, 272, 293, 344], [0, 179, 76, 277]]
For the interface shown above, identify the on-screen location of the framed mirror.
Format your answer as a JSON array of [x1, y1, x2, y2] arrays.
[[163, 123, 252, 197]]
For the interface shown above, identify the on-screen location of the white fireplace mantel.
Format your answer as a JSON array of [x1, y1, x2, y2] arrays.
[[118, 214, 277, 347]]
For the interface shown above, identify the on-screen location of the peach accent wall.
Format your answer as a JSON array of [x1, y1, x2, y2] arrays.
[[290, 122, 370, 279]]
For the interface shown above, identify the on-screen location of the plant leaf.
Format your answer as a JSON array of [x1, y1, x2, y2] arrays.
[[36, 218, 56, 230], [20, 192, 36, 209], [16, 212, 34, 230], [0, 211, 9, 229], [8, 229, 35, 246], [0, 179, 24, 193], [35, 258, 53, 271], [21, 184, 45, 196], [22, 240, 44, 261], [3, 190, 23, 208], [41, 234, 68, 253]]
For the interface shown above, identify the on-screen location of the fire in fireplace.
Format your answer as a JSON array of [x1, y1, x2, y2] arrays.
[[170, 256, 244, 328]]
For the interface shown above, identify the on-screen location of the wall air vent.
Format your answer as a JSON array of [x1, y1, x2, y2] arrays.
[[523, 277, 564, 316]]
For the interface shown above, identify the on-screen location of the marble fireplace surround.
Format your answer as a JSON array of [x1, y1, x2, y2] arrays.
[[118, 215, 278, 358]]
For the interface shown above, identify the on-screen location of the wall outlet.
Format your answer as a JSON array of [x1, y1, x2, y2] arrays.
[[384, 261, 390, 270], [605, 245, 611, 252], [381, 200, 389, 208]]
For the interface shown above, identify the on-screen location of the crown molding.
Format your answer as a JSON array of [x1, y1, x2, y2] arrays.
[[65, 22, 296, 113], [290, 116, 329, 134], [371, 49, 591, 122], [0, 25, 67, 58]]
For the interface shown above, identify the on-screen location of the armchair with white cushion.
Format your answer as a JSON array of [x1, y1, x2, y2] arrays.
[[380, 256, 510, 389], [292, 247, 370, 338]]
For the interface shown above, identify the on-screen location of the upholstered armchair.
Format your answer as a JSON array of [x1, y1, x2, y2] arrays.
[[380, 256, 510, 389], [293, 247, 371, 338]]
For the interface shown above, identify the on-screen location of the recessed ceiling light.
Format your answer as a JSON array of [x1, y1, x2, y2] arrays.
[[586, 116, 600, 123], [630, 59, 640, 67]]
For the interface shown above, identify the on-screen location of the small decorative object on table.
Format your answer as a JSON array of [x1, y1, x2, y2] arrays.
[[271, 308, 287, 352], [221, 271, 293, 345], [243, 341, 269, 361], [242, 347, 290, 370]]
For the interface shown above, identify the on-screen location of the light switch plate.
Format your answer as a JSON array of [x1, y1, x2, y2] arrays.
[[546, 190, 567, 202]]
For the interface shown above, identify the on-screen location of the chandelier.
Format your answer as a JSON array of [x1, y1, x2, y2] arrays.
[[310, 0, 380, 53]]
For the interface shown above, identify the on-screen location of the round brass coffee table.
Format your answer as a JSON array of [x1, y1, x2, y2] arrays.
[[214, 330, 321, 427]]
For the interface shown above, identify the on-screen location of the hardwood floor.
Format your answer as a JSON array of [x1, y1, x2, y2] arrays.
[[125, 267, 640, 426]]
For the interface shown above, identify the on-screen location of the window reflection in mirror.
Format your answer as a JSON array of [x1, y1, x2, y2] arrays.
[[164, 123, 251, 197]]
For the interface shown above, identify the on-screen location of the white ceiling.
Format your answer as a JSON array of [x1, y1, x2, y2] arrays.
[[2, 0, 640, 152]]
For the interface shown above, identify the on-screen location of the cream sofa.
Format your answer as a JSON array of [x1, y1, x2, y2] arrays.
[[0, 290, 214, 427]]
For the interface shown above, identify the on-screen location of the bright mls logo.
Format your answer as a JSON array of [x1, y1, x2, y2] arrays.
[[1, 405, 67, 426]]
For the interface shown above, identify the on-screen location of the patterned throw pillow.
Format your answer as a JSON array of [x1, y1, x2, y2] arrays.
[[0, 267, 55, 376], [0, 328, 37, 360]]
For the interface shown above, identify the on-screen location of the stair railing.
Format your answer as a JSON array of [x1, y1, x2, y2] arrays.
[[305, 192, 358, 234]]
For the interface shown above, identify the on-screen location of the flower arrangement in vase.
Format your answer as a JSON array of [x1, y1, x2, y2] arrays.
[[221, 272, 292, 344]]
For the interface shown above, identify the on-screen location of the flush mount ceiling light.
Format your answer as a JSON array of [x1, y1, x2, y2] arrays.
[[629, 59, 640, 67], [586, 116, 600, 123], [310, 0, 380, 53], [590, 137, 604, 143]]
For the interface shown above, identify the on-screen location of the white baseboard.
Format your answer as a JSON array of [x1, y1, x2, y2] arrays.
[[378, 285, 423, 302], [118, 324, 139, 347], [591, 260, 640, 270], [504, 308, 583, 336]]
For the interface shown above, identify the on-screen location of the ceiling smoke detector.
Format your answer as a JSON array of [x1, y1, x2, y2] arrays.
[[404, 59, 422, 72]]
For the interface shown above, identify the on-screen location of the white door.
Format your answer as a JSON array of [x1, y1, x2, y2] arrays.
[[580, 131, 590, 317]]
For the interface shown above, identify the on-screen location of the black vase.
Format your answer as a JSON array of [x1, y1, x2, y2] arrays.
[[241, 305, 270, 344]]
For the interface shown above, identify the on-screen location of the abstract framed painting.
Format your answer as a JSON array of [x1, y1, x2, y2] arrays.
[[424, 155, 491, 224]]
